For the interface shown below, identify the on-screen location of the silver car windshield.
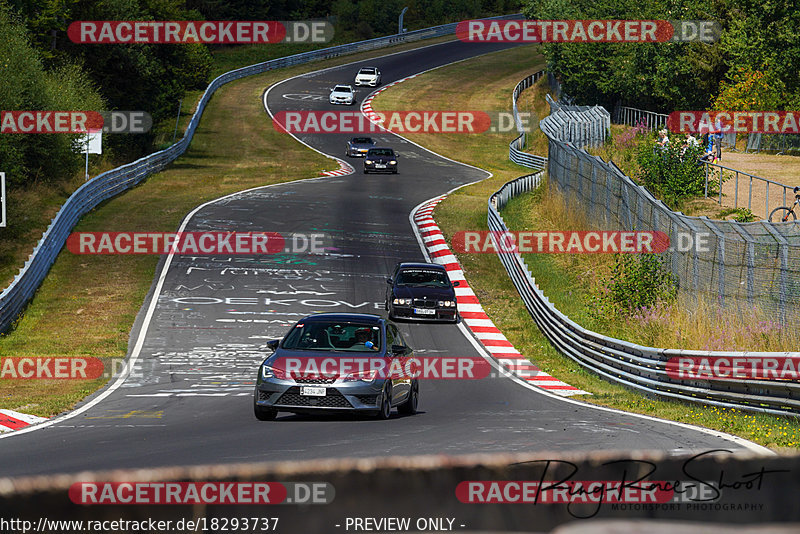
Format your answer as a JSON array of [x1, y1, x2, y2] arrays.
[[282, 321, 382, 352]]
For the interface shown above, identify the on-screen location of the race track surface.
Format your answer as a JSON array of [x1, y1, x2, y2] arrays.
[[0, 40, 757, 478]]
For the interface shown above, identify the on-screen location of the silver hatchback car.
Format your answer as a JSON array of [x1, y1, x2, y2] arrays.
[[254, 313, 419, 420]]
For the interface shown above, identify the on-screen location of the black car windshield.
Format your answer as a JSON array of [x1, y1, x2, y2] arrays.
[[368, 148, 394, 157], [282, 321, 382, 352], [396, 269, 450, 287], [333, 85, 352, 92], [351, 137, 373, 144]]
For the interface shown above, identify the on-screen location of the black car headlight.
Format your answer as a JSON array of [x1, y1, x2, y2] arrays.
[[365, 159, 373, 164], [389, 160, 396, 165], [393, 298, 411, 305], [438, 300, 456, 307]]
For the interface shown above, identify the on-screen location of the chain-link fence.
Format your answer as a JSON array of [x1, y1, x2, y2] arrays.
[[542, 104, 800, 326]]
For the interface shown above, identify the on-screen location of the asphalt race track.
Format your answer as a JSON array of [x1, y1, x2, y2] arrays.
[[0, 40, 763, 478]]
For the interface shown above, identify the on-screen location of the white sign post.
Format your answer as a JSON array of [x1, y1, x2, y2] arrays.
[[74, 130, 102, 180], [0, 172, 6, 228]]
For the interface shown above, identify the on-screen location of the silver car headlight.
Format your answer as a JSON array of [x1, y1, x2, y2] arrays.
[[343, 369, 378, 383], [261, 365, 276, 379]]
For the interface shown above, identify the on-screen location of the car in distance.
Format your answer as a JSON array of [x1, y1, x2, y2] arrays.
[[385, 262, 459, 322], [354, 66, 381, 87], [363, 147, 398, 174], [329, 84, 355, 105], [346, 136, 376, 157], [254, 313, 418, 420]]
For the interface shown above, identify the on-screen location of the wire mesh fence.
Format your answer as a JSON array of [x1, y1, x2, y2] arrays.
[[544, 125, 800, 325]]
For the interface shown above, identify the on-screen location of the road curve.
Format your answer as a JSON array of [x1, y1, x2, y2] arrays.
[[0, 40, 765, 478]]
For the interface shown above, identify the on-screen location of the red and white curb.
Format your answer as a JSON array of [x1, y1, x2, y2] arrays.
[[0, 409, 48, 433], [320, 157, 354, 177], [413, 196, 589, 396], [361, 74, 419, 126]]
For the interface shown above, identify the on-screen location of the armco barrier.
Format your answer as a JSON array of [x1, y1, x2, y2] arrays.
[[496, 73, 800, 415], [509, 70, 547, 170], [0, 15, 521, 334]]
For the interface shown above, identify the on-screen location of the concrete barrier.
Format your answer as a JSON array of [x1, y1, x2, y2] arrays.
[[1, 451, 798, 532]]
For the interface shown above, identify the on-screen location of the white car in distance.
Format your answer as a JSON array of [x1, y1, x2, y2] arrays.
[[329, 84, 356, 105], [355, 67, 381, 87]]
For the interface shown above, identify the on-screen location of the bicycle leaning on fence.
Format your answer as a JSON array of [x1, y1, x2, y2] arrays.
[[768, 186, 800, 222]]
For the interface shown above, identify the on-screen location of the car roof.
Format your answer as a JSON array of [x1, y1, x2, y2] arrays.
[[367, 147, 394, 151], [350, 137, 374, 141], [359, 66, 377, 70], [333, 85, 352, 90], [297, 313, 383, 324], [396, 262, 446, 271]]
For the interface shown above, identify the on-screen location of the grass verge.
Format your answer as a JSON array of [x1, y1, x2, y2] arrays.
[[0, 35, 457, 418], [371, 44, 800, 451]]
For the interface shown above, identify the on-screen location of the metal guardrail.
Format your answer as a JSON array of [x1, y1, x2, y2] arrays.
[[0, 15, 522, 334], [509, 70, 547, 170], [496, 73, 800, 415]]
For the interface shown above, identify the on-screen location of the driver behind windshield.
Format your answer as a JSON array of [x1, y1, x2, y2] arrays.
[[396, 269, 449, 287]]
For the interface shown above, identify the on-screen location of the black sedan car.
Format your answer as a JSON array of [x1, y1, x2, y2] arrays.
[[385, 262, 459, 322], [346, 136, 375, 157], [254, 313, 418, 420], [363, 147, 398, 174]]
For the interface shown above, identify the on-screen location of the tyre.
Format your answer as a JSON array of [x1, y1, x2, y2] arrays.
[[363, 169, 369, 174], [392, 169, 398, 174], [397, 381, 418, 416], [769, 207, 796, 223], [375, 383, 392, 420], [254, 401, 277, 421]]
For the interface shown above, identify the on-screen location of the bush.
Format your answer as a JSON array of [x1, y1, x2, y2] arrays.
[[589, 253, 678, 320], [635, 134, 710, 208]]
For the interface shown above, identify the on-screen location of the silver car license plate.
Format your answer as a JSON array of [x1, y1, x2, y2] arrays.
[[413, 308, 436, 315], [375, 164, 387, 169], [300, 386, 326, 396]]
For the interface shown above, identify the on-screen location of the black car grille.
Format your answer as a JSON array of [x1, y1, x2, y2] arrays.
[[293, 376, 337, 384], [354, 394, 378, 406], [275, 387, 352, 408], [258, 391, 273, 401], [413, 298, 437, 309]]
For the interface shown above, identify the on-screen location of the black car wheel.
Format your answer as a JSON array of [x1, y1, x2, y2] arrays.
[[392, 169, 397, 174], [254, 400, 277, 421], [397, 381, 418, 415], [363, 169, 369, 174], [376, 383, 392, 420]]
